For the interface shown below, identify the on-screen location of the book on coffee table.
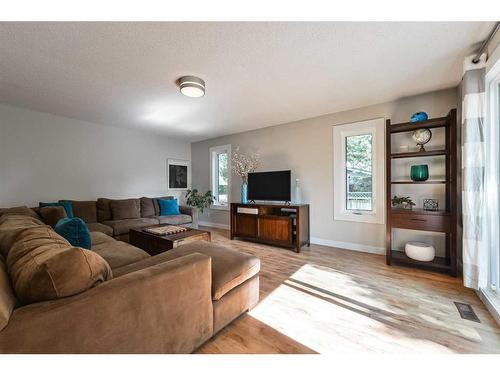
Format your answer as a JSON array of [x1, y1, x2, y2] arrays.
[[142, 225, 188, 236]]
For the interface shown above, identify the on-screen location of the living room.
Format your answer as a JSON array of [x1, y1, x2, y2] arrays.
[[1, 1, 500, 372]]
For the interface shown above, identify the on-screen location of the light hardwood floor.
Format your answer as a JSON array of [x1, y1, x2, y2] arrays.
[[196, 227, 500, 354]]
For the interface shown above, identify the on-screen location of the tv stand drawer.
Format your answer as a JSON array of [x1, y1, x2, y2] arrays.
[[236, 207, 259, 215]]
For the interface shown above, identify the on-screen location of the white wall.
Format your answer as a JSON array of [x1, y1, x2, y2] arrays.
[[191, 88, 458, 253], [0, 104, 191, 207]]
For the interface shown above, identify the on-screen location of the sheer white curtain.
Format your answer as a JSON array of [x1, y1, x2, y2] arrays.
[[461, 54, 488, 289]]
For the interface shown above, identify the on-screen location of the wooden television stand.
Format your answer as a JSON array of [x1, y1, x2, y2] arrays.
[[230, 203, 310, 252]]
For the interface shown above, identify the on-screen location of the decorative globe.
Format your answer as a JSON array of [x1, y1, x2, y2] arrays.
[[410, 112, 428, 123], [412, 128, 432, 151]]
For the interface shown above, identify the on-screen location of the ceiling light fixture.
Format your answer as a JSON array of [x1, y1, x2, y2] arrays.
[[179, 75, 205, 98]]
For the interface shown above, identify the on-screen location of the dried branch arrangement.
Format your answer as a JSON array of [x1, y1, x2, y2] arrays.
[[231, 146, 260, 183]]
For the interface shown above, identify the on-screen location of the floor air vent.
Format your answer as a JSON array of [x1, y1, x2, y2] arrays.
[[454, 302, 480, 323]]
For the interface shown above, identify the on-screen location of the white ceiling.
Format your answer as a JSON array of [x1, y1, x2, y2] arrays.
[[0, 22, 493, 141]]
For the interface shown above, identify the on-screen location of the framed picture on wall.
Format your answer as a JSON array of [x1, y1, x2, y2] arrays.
[[167, 159, 191, 191]]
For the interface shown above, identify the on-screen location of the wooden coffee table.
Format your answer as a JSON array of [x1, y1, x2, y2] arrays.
[[129, 225, 211, 256]]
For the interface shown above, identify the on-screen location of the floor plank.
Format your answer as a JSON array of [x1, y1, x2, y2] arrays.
[[196, 227, 500, 354]]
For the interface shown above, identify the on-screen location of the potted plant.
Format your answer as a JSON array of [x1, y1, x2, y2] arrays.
[[391, 196, 416, 210], [231, 146, 260, 204], [185, 189, 215, 214]]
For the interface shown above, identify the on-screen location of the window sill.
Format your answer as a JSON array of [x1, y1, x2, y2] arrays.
[[334, 211, 384, 225], [210, 204, 230, 211]]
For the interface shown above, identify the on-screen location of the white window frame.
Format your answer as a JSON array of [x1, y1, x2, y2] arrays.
[[485, 58, 500, 294], [333, 118, 385, 224], [209, 144, 231, 210]]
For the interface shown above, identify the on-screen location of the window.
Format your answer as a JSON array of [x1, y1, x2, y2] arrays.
[[346, 134, 373, 211], [333, 118, 385, 224], [210, 144, 231, 209]]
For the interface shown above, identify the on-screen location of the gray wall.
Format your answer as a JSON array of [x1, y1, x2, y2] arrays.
[[0, 104, 191, 206], [191, 88, 458, 252]]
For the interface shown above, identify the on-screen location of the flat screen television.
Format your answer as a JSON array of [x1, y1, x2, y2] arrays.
[[247, 170, 291, 202]]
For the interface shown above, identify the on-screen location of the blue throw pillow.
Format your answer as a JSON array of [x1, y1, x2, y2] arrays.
[[39, 201, 74, 218], [54, 217, 92, 249], [159, 199, 180, 216]]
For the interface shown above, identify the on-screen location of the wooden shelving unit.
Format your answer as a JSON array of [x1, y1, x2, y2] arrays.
[[385, 109, 457, 276]]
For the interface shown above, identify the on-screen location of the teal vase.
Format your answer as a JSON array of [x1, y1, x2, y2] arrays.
[[241, 182, 248, 203], [410, 165, 429, 181]]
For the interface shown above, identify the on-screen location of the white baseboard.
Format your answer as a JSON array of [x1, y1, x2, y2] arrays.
[[198, 222, 384, 255], [198, 221, 230, 230], [310, 237, 385, 255], [478, 288, 500, 327]]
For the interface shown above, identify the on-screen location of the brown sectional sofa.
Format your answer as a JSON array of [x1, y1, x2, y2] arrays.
[[35, 196, 198, 242], [0, 207, 259, 353]]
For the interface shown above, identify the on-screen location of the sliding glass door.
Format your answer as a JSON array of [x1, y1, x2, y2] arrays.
[[486, 59, 500, 296]]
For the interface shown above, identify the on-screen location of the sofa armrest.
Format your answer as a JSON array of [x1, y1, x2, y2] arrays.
[[179, 205, 199, 228], [0, 253, 213, 353]]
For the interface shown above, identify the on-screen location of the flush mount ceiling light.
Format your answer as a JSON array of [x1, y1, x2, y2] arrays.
[[179, 75, 205, 98]]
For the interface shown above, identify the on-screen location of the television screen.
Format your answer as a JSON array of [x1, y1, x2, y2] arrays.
[[248, 170, 291, 202]]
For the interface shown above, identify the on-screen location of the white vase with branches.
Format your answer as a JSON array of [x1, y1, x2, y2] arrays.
[[231, 146, 259, 203]]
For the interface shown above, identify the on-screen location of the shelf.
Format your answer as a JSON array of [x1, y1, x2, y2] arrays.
[[391, 150, 447, 159], [391, 180, 447, 184], [389, 117, 447, 134], [259, 214, 296, 219], [391, 209, 449, 216], [391, 250, 451, 274]]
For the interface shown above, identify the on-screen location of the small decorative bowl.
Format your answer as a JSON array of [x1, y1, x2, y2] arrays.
[[405, 242, 435, 262], [410, 112, 428, 123]]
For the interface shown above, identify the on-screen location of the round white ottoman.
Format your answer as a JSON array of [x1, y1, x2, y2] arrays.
[[405, 242, 435, 262]]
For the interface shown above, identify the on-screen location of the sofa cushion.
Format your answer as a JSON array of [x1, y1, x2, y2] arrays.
[[0, 255, 17, 331], [0, 206, 40, 219], [66, 200, 97, 223], [110, 199, 141, 220], [157, 214, 192, 225], [113, 241, 260, 301], [96, 198, 112, 222], [152, 196, 174, 216], [55, 217, 92, 250], [87, 222, 114, 237], [174, 242, 260, 300], [0, 215, 45, 258], [38, 206, 67, 228], [213, 275, 259, 334], [7, 226, 112, 304], [140, 197, 156, 217], [39, 201, 74, 218], [92, 240, 150, 269], [90, 231, 115, 246], [101, 218, 159, 236]]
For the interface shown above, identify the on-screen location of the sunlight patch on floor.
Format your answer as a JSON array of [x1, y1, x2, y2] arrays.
[[249, 263, 465, 353]]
